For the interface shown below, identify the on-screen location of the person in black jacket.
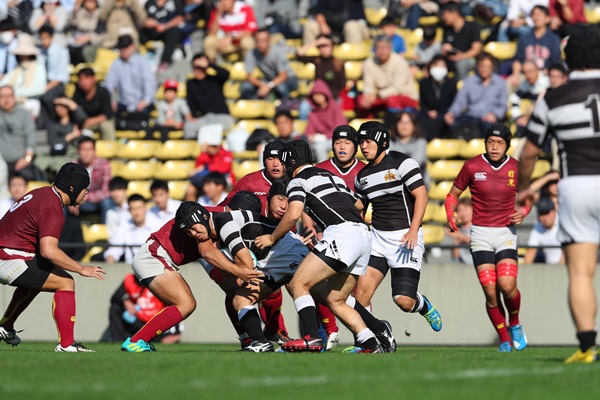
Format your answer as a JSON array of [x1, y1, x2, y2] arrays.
[[418, 56, 457, 140]]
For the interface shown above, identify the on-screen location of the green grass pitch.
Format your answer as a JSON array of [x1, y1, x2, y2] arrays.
[[1, 343, 598, 400]]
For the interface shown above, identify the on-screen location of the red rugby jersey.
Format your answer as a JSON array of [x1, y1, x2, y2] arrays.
[[219, 169, 272, 216], [314, 158, 366, 193], [148, 219, 201, 266]]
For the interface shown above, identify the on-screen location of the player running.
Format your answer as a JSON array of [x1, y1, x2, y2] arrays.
[[446, 123, 528, 352], [0, 163, 105, 352]]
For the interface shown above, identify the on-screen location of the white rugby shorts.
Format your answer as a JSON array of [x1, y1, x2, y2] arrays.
[[557, 176, 600, 245], [370, 227, 425, 272], [313, 222, 371, 276], [133, 240, 181, 281], [470, 225, 517, 254]]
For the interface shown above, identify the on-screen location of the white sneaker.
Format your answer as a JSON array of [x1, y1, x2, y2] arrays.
[[54, 342, 95, 352], [326, 331, 341, 351], [0, 326, 21, 346]]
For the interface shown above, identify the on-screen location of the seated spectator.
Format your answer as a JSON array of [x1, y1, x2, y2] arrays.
[[104, 34, 156, 128], [549, 0, 586, 37], [253, 0, 302, 40], [95, 0, 147, 51], [444, 53, 507, 139], [273, 109, 308, 144], [74, 137, 113, 222], [72, 67, 116, 140], [302, 0, 370, 44], [180, 0, 214, 39], [47, 97, 87, 156], [184, 52, 234, 139], [198, 171, 228, 206], [68, 0, 101, 65], [240, 28, 297, 100], [154, 79, 192, 141], [378, 17, 406, 55], [38, 25, 70, 122], [104, 194, 156, 264], [29, 0, 69, 35], [0, 19, 18, 81], [418, 56, 457, 140], [387, 0, 439, 30], [358, 35, 419, 118], [147, 179, 182, 229], [105, 176, 129, 238], [440, 1, 482, 80], [388, 111, 427, 171], [524, 197, 563, 264], [446, 197, 473, 264], [140, 0, 185, 72], [411, 25, 442, 70], [305, 79, 348, 163], [509, 61, 549, 137], [548, 63, 568, 89], [203, 0, 257, 62], [497, 0, 547, 42], [0, 173, 28, 218]]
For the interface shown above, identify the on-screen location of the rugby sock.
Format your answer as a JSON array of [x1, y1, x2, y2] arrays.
[[261, 289, 287, 336], [577, 330, 597, 353], [225, 296, 246, 335], [0, 288, 40, 330], [238, 306, 267, 342], [504, 290, 521, 327], [486, 305, 511, 343], [411, 293, 429, 315], [347, 296, 386, 334], [356, 328, 379, 351], [131, 305, 183, 343], [294, 295, 321, 339], [316, 302, 339, 335], [53, 290, 76, 347]]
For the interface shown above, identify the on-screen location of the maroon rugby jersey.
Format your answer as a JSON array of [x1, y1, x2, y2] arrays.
[[453, 155, 519, 227], [315, 158, 366, 193], [148, 219, 201, 265], [0, 186, 64, 258], [219, 169, 272, 215]]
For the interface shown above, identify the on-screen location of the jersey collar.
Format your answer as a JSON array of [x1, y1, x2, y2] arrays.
[[329, 158, 357, 176], [481, 153, 511, 170]]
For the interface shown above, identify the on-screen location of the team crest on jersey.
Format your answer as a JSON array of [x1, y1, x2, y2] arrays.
[[474, 172, 487, 181], [384, 170, 397, 181], [359, 177, 368, 186], [507, 170, 515, 187]]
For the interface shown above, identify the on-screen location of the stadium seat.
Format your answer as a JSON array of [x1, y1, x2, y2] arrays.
[[95, 140, 121, 159], [233, 119, 277, 135], [297, 80, 314, 96], [230, 100, 276, 119], [155, 140, 196, 160], [223, 80, 241, 99], [110, 160, 124, 176], [348, 118, 383, 131], [531, 159, 551, 179], [226, 61, 248, 81], [400, 28, 422, 47], [289, 61, 316, 80], [293, 119, 308, 134], [168, 180, 189, 201], [344, 61, 364, 81], [364, 7, 387, 26], [418, 16, 439, 26], [426, 139, 465, 160], [82, 224, 109, 243], [428, 180, 454, 201], [428, 159, 465, 181], [506, 137, 524, 157], [149, 129, 184, 140], [154, 160, 195, 180], [127, 180, 153, 199], [423, 202, 438, 222], [483, 42, 517, 61], [459, 138, 486, 159], [585, 6, 600, 24], [27, 181, 50, 192], [92, 48, 119, 81], [116, 140, 159, 160], [116, 130, 146, 140], [233, 160, 261, 181], [422, 224, 445, 245], [81, 246, 106, 263], [333, 42, 371, 61], [432, 203, 450, 224], [233, 150, 260, 160], [119, 161, 159, 180]]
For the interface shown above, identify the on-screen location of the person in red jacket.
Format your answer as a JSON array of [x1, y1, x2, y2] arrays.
[[549, 0, 587, 37]]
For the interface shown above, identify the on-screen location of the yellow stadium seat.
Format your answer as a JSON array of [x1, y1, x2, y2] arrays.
[[428, 159, 465, 181], [82, 224, 109, 243], [96, 140, 121, 159], [333, 42, 371, 61], [230, 100, 276, 119], [418, 16, 439, 26], [168, 180, 189, 200], [506, 137, 523, 157], [293, 120, 308, 134], [110, 160, 124, 176], [344, 61, 364, 80], [459, 138, 486, 159], [423, 201, 438, 223], [428, 180, 454, 201], [484, 41, 517, 61], [426, 139, 465, 160], [401, 28, 423, 47], [585, 7, 600, 24], [64, 82, 76, 97], [227, 61, 248, 81], [154, 160, 195, 180], [81, 246, 106, 263], [289, 61, 316, 80], [297, 80, 314, 96], [116, 130, 146, 140], [233, 160, 261, 181], [432, 203, 450, 224], [127, 180, 153, 199], [348, 118, 383, 131], [365, 7, 387, 26], [233, 119, 277, 135], [116, 140, 159, 160], [223, 80, 241, 100], [343, 109, 357, 120], [119, 161, 159, 180], [92, 48, 119, 81], [155, 140, 196, 160], [233, 150, 260, 160], [531, 159, 551, 180], [422, 224, 445, 244], [27, 181, 50, 192]]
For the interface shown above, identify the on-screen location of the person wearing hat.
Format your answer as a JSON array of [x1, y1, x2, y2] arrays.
[[518, 25, 600, 363], [72, 66, 116, 140], [446, 122, 529, 353], [524, 197, 563, 265], [155, 78, 192, 141], [0, 162, 106, 352]]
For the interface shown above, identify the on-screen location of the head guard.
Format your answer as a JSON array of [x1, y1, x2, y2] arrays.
[[54, 162, 90, 206], [175, 201, 211, 232], [281, 140, 313, 179], [485, 123, 512, 149], [357, 121, 390, 159], [263, 140, 284, 165], [565, 25, 600, 71], [267, 179, 288, 204], [332, 124, 359, 157], [229, 191, 262, 214]]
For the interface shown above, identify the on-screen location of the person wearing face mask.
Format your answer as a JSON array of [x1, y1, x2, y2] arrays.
[[418, 56, 457, 140], [0, 20, 18, 81]]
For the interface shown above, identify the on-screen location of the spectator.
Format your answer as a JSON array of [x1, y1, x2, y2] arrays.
[[418, 55, 457, 140], [524, 197, 563, 264], [0, 2, 6, 20], [184, 53, 234, 139], [140, 0, 185, 72], [0, 173, 28, 218], [377, 17, 406, 55], [203, 0, 257, 62], [47, 97, 87, 156], [104, 194, 156, 264], [446, 197, 473, 264], [444, 53, 507, 139], [240, 28, 297, 100], [411, 25, 442, 70], [38, 25, 70, 123], [105, 176, 129, 238], [508, 6, 561, 90], [0, 85, 38, 181], [104, 34, 156, 126], [155, 79, 192, 141], [549, 0, 586, 37], [71, 67, 116, 140], [388, 111, 427, 170], [547, 62, 568, 90], [74, 136, 113, 222], [180, 0, 214, 39], [358, 35, 419, 118], [253, 0, 302, 39], [147, 179, 182, 229], [497, 0, 548, 42], [509, 60, 549, 137], [0, 19, 18, 81], [68, 0, 101, 65], [304, 79, 348, 163], [273, 109, 308, 144], [29, 0, 69, 35], [302, 0, 369, 44], [387, 0, 440, 30], [441, 1, 482, 80], [96, 0, 147, 50], [198, 171, 228, 207]]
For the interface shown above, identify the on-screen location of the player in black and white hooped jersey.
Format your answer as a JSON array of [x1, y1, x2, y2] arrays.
[[255, 140, 396, 353], [354, 121, 442, 332], [518, 25, 600, 364]]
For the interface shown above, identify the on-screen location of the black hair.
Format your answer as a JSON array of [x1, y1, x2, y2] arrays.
[[442, 1, 462, 15], [274, 109, 294, 122], [38, 25, 55, 37], [127, 193, 146, 204], [150, 179, 169, 193], [255, 27, 271, 36], [77, 136, 96, 148], [192, 52, 207, 62], [9, 172, 28, 185], [531, 5, 549, 16], [109, 176, 129, 191], [422, 25, 437, 41], [428, 55, 447, 70], [548, 62, 568, 75], [476, 52, 497, 67], [379, 16, 397, 28], [202, 172, 227, 188]]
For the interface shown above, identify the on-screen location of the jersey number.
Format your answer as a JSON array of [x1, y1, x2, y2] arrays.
[[9, 194, 33, 213], [584, 94, 600, 135]]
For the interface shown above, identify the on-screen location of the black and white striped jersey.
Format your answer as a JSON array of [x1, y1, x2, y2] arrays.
[[212, 210, 278, 260], [287, 165, 364, 230], [354, 151, 425, 231], [526, 70, 600, 177]]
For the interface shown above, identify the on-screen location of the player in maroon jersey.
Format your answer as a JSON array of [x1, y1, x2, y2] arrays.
[[0, 163, 106, 352], [445, 124, 529, 352], [121, 202, 264, 352]]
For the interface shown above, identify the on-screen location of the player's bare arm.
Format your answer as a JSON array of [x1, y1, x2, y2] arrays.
[[255, 200, 303, 249], [40, 236, 105, 280], [198, 239, 264, 284], [517, 140, 543, 204], [445, 185, 465, 232], [401, 186, 428, 249]]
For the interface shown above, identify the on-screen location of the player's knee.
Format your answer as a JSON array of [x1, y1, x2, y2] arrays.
[[354, 286, 372, 305], [393, 295, 416, 312], [391, 268, 419, 312], [180, 297, 197, 318], [497, 278, 517, 296]]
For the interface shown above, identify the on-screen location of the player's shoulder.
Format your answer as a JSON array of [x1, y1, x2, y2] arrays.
[[387, 150, 414, 165], [314, 160, 331, 170], [506, 156, 519, 168]]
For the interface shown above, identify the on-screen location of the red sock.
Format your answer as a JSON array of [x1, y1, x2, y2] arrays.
[[131, 306, 183, 343], [504, 290, 521, 327], [486, 305, 511, 343], [225, 296, 246, 335], [1, 287, 40, 330], [53, 291, 76, 347], [261, 289, 287, 336], [316, 303, 338, 334]]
